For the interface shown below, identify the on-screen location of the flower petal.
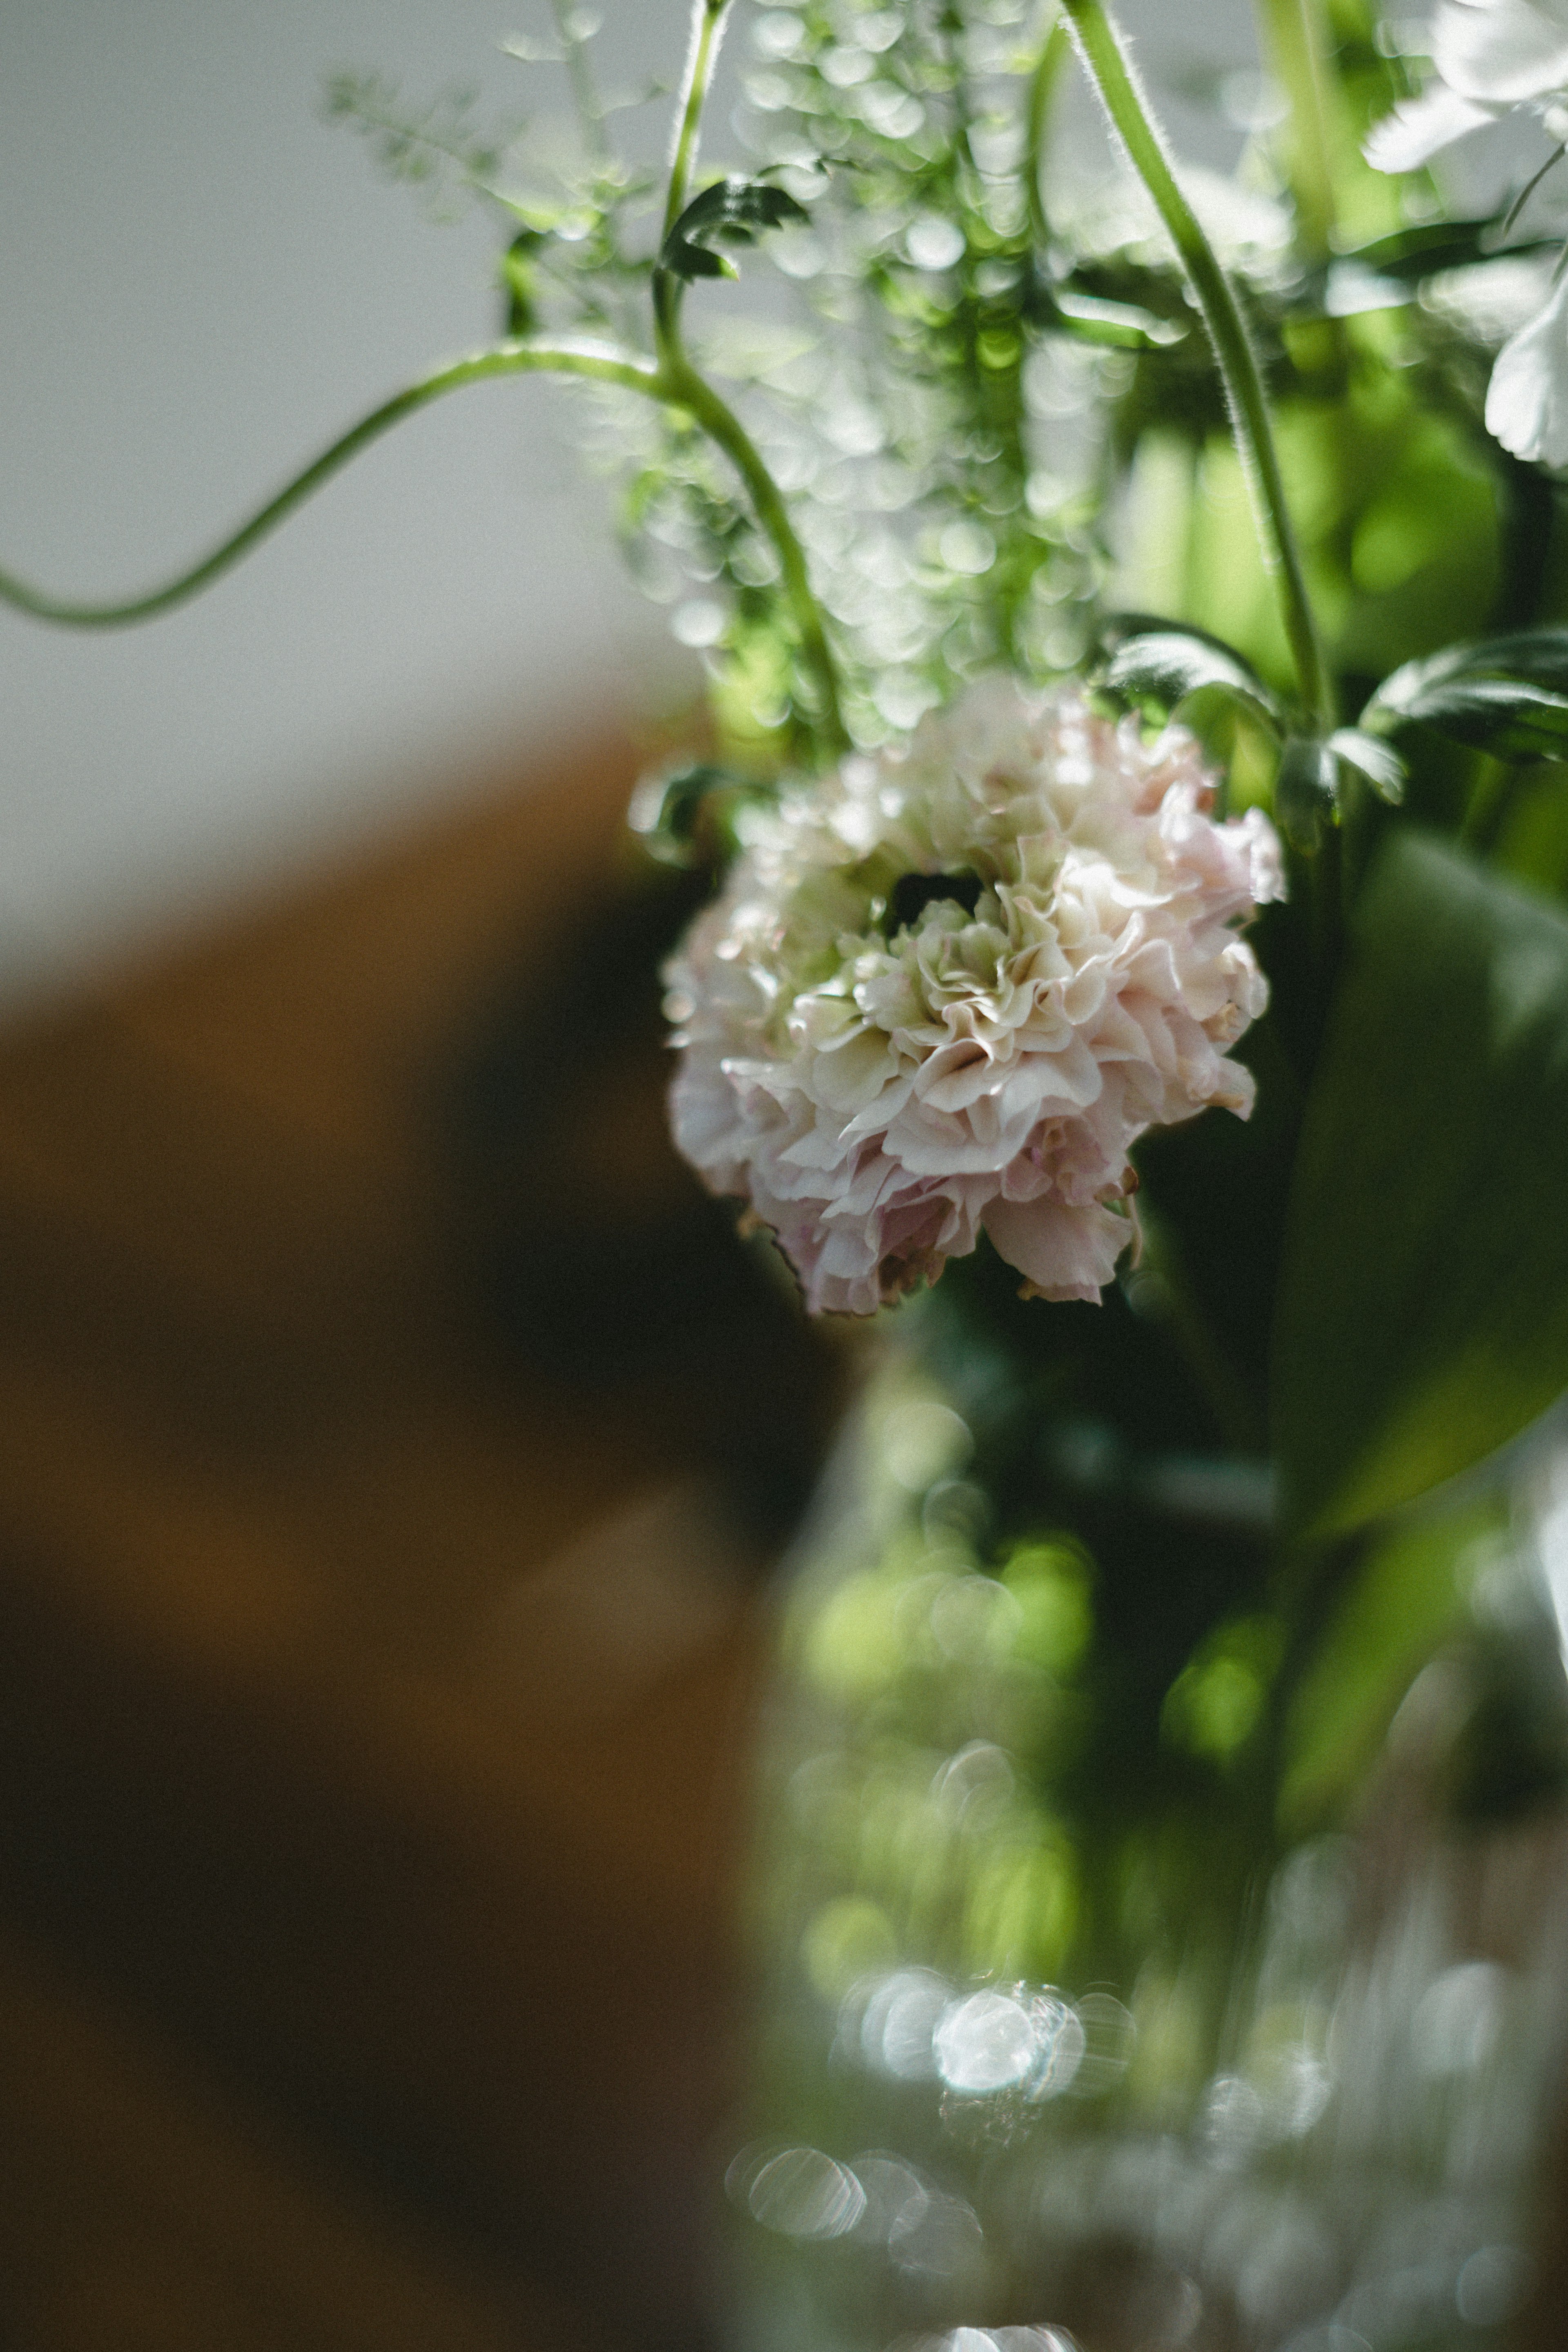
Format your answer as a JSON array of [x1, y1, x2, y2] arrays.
[[1363, 83, 1499, 173], [1486, 272, 1568, 464]]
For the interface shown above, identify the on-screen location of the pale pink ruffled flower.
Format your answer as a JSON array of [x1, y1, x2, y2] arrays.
[[664, 677, 1285, 1316]]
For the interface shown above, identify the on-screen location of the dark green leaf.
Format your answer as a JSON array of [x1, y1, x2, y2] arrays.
[[627, 759, 775, 869], [1359, 630, 1568, 762], [1336, 217, 1558, 283], [628, 761, 734, 865], [501, 229, 544, 336], [659, 175, 810, 283], [1095, 624, 1284, 737], [1274, 833, 1568, 1537]]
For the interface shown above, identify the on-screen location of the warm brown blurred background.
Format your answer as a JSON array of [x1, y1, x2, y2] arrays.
[[0, 723, 844, 2352]]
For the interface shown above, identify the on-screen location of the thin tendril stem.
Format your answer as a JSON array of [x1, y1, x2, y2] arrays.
[[0, 338, 658, 629], [0, 326, 847, 757], [1061, 0, 1334, 732]]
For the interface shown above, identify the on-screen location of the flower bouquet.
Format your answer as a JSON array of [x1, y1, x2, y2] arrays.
[[11, 0, 1568, 2344]]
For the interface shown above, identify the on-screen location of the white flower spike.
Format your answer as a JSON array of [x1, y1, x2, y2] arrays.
[[1366, 1, 1568, 463], [664, 679, 1284, 1317]]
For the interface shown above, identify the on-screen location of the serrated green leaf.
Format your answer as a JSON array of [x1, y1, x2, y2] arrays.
[[1274, 833, 1568, 1539], [1360, 629, 1568, 762], [659, 175, 810, 283]]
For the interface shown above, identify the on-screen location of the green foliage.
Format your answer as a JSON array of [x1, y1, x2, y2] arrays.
[[1274, 834, 1568, 1538], [660, 175, 811, 281], [1093, 621, 1285, 739], [320, 72, 525, 217], [626, 757, 775, 869], [1361, 630, 1568, 763]]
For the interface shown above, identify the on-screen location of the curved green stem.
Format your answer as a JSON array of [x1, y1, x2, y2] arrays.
[[1061, 0, 1333, 732], [0, 323, 846, 755], [0, 336, 659, 630], [662, 352, 848, 754]]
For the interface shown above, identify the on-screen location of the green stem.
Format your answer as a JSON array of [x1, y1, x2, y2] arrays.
[[1060, 0, 1333, 733], [1024, 9, 1072, 256], [0, 337, 660, 630], [648, 0, 843, 757], [663, 0, 731, 244], [1252, 0, 1339, 264], [0, 326, 847, 760], [662, 352, 848, 754]]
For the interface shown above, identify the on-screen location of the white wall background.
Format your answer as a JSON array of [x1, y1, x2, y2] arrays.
[[0, 0, 1255, 1007]]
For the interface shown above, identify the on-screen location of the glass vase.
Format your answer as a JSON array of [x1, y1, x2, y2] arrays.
[[726, 1278, 1568, 2352]]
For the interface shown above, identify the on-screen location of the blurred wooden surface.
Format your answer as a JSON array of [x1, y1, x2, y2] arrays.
[[0, 729, 788, 2350]]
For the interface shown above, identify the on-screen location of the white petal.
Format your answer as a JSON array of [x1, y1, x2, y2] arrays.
[[1434, 0, 1568, 105], [1363, 84, 1499, 173], [1486, 273, 1568, 464]]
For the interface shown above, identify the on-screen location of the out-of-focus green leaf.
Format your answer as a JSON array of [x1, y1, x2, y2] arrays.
[[1047, 284, 1189, 350], [501, 229, 545, 336], [1280, 1495, 1506, 1829], [1274, 833, 1568, 1538], [660, 175, 809, 282], [1335, 217, 1554, 283], [627, 758, 777, 868], [1359, 630, 1568, 762]]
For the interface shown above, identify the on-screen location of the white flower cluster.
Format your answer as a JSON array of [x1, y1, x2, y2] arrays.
[[664, 679, 1285, 1316], [1366, 0, 1568, 465]]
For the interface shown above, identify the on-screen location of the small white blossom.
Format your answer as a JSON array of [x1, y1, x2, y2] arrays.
[[1366, 1, 1568, 464], [664, 679, 1284, 1317]]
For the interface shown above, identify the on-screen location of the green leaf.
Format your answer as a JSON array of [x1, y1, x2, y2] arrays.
[[1274, 833, 1568, 1538], [1329, 726, 1405, 806], [1335, 217, 1557, 283], [627, 759, 773, 868], [501, 229, 544, 336], [1359, 629, 1568, 762], [1095, 623, 1284, 736], [1046, 283, 1189, 350], [659, 175, 810, 283]]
